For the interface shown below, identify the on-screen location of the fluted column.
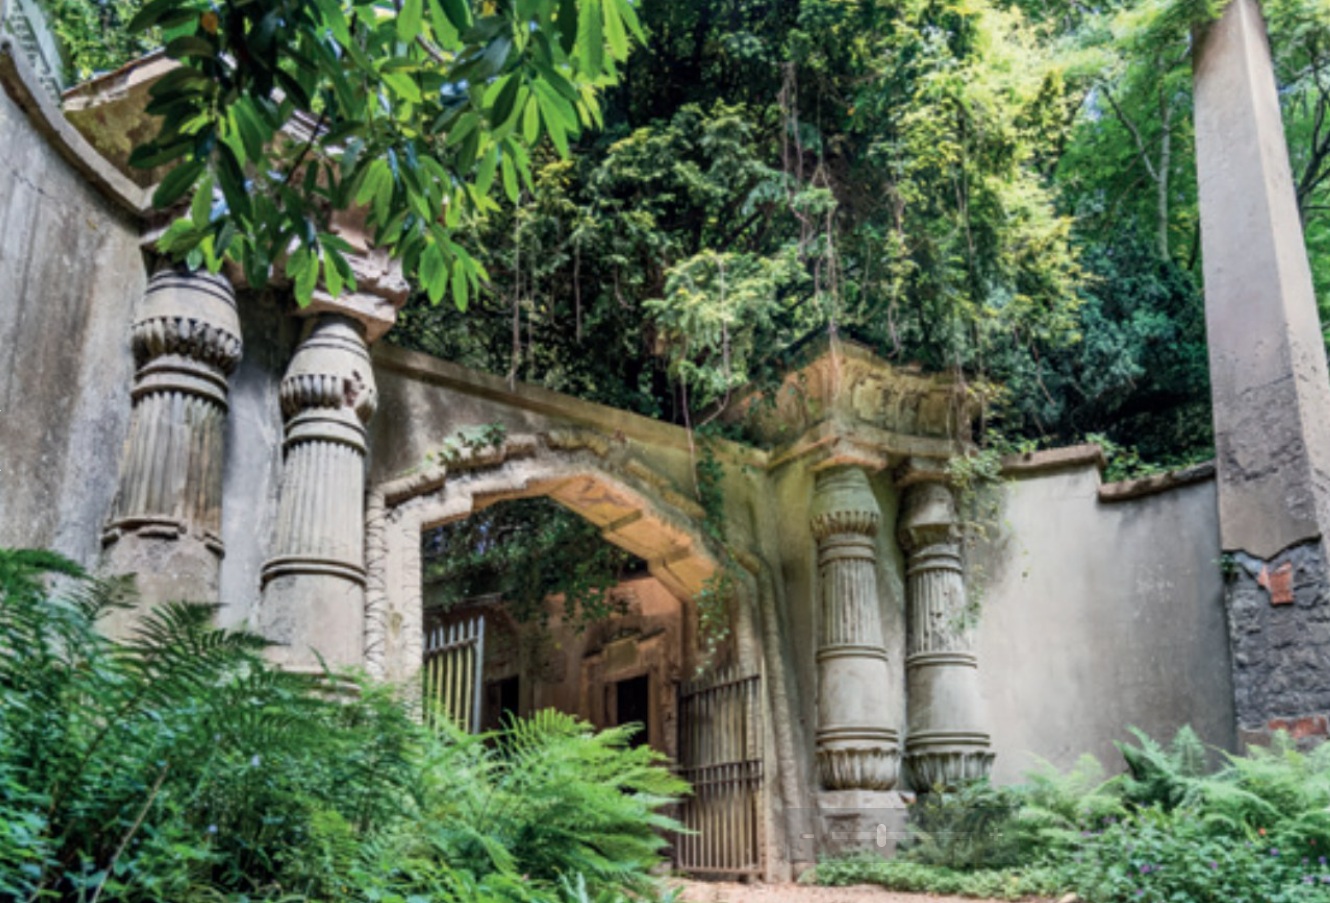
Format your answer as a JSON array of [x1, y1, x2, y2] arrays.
[[810, 467, 899, 791], [102, 268, 241, 617], [257, 314, 377, 672], [898, 476, 993, 789]]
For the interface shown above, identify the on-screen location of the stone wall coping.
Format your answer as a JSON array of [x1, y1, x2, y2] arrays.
[[372, 343, 769, 466], [0, 35, 150, 217], [999, 443, 1106, 476], [1098, 460, 1216, 503], [1000, 443, 1216, 502]]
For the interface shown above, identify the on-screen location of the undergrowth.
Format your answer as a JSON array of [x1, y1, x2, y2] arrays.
[[810, 726, 1330, 902], [0, 547, 685, 902]]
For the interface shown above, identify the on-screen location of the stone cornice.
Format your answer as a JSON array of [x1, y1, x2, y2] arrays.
[[723, 336, 980, 447]]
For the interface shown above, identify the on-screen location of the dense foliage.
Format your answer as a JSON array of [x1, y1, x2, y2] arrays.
[[812, 726, 1330, 902], [118, 0, 645, 310], [43, 0, 1330, 468], [0, 548, 685, 901]]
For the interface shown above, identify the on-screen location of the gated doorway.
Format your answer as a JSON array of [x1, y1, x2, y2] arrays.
[[675, 667, 766, 878]]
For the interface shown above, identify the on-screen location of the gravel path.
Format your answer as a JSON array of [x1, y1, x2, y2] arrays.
[[672, 880, 1057, 903]]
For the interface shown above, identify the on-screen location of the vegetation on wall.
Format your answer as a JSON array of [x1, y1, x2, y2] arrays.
[[0, 547, 685, 901]]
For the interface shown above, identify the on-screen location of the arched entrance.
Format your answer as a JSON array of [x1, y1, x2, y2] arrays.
[[364, 435, 771, 878]]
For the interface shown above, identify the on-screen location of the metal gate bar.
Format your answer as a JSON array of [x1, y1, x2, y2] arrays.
[[676, 666, 764, 877], [422, 614, 485, 732]]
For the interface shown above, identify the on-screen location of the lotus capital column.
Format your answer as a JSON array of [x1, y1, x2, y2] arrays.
[[809, 466, 900, 791], [897, 466, 993, 788], [257, 314, 377, 672], [102, 268, 242, 624]]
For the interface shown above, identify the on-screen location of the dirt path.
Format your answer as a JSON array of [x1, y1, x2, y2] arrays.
[[672, 880, 1058, 903]]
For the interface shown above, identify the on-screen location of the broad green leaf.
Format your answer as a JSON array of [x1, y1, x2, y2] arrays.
[[153, 158, 206, 208], [475, 146, 499, 196], [500, 152, 519, 203], [398, 0, 423, 43], [421, 240, 447, 303], [522, 95, 541, 145], [382, 69, 423, 104], [452, 257, 469, 310], [577, 0, 604, 77], [602, 0, 628, 60], [190, 172, 214, 227], [437, 0, 472, 31]]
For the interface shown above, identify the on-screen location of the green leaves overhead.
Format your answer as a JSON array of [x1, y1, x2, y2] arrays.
[[130, 0, 646, 306]]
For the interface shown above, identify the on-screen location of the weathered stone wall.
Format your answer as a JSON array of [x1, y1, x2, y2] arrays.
[[0, 69, 143, 565], [975, 455, 1236, 781]]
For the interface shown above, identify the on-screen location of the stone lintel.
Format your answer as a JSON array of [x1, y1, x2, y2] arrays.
[[769, 420, 965, 474], [1194, 0, 1330, 560], [894, 456, 951, 489]]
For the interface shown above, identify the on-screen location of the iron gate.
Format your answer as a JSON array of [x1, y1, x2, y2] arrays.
[[422, 614, 485, 732], [676, 666, 765, 877]]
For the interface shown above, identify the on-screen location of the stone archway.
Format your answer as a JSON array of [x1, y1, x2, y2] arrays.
[[364, 430, 722, 686]]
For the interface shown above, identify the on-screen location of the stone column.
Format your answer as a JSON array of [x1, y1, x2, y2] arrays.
[[1194, 0, 1330, 745], [257, 314, 377, 673], [809, 467, 899, 791], [898, 475, 993, 789], [102, 268, 241, 618]]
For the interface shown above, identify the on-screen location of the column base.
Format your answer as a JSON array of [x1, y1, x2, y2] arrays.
[[791, 790, 910, 861], [100, 530, 223, 639]]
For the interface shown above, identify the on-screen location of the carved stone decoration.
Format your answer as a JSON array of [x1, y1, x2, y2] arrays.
[[102, 268, 242, 616], [898, 477, 994, 789], [257, 314, 377, 672], [809, 467, 900, 791]]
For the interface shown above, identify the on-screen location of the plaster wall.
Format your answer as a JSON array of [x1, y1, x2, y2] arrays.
[[975, 462, 1236, 782], [0, 78, 143, 565]]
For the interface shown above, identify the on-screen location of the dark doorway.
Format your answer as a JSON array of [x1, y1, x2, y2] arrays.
[[615, 674, 651, 748], [483, 675, 521, 731]]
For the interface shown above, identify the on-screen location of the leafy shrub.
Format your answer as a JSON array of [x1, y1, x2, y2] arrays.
[[0, 548, 684, 902], [812, 726, 1330, 902], [809, 855, 1064, 900]]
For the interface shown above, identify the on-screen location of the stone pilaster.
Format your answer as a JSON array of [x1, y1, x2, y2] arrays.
[[257, 314, 377, 672], [810, 467, 899, 791], [102, 268, 241, 618], [1194, 0, 1330, 746], [898, 475, 993, 789]]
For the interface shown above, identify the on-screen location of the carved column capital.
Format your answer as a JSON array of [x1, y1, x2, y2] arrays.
[[277, 314, 378, 452], [810, 467, 882, 539], [897, 476, 960, 552]]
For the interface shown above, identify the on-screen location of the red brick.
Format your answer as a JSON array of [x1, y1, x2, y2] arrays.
[[1258, 562, 1295, 605], [1266, 715, 1329, 739]]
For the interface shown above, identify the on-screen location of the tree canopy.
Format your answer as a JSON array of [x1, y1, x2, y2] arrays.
[[50, 0, 1330, 470]]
